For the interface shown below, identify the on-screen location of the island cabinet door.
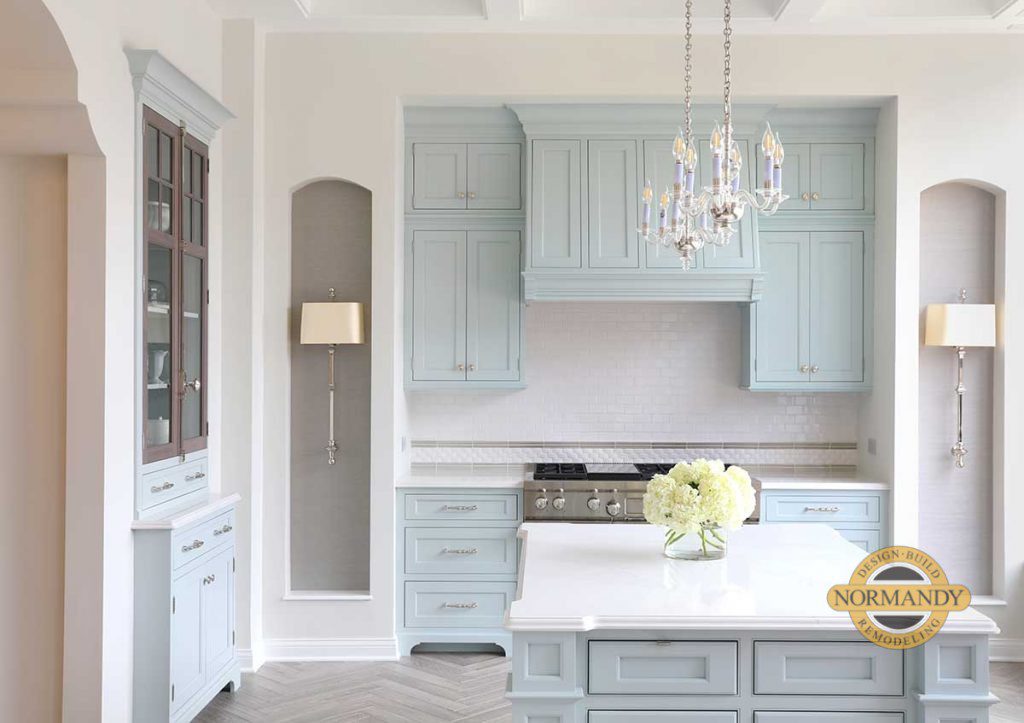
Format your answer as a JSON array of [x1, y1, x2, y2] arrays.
[[754, 713, 904, 723], [588, 641, 738, 695], [753, 641, 904, 696], [530, 139, 582, 268], [412, 143, 468, 209], [590, 713, 737, 723], [755, 231, 810, 383], [809, 231, 864, 383], [587, 139, 639, 268], [411, 230, 468, 381], [466, 230, 521, 381]]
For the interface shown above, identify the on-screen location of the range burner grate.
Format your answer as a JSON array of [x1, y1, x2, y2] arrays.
[[533, 463, 587, 480]]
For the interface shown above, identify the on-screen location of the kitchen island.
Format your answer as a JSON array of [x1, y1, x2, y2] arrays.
[[505, 523, 998, 723]]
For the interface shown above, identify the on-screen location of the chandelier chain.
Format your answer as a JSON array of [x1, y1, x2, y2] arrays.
[[684, 0, 693, 140], [723, 0, 732, 130]]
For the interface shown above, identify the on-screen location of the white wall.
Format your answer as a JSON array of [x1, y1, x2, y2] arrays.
[[260, 31, 1024, 651], [0, 154, 67, 723], [409, 302, 860, 444]]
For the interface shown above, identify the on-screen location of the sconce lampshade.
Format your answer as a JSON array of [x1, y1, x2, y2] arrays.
[[924, 303, 996, 348], [300, 302, 365, 345]]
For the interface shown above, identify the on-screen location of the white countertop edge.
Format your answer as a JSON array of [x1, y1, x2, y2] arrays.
[[132, 492, 241, 530], [396, 476, 525, 489], [757, 478, 890, 491], [503, 615, 999, 634]]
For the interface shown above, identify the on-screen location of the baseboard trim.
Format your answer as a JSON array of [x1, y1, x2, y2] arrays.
[[262, 637, 399, 662], [991, 637, 1024, 662], [237, 645, 267, 673]]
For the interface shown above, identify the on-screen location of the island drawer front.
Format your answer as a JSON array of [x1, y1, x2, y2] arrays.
[[761, 494, 881, 524], [140, 458, 208, 510], [404, 527, 518, 575], [172, 509, 235, 570], [588, 641, 738, 695], [754, 713, 904, 723], [404, 581, 516, 628], [404, 493, 519, 522], [754, 642, 903, 696], [590, 712, 737, 722], [835, 527, 881, 552]]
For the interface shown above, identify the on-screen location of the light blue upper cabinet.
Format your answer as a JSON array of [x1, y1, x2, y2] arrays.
[[530, 139, 582, 268], [642, 139, 702, 270], [467, 143, 521, 210], [587, 139, 639, 268], [811, 143, 865, 210], [697, 137, 757, 270], [754, 231, 810, 383], [412, 143, 468, 210], [745, 228, 869, 391], [758, 142, 811, 211], [809, 231, 864, 382], [466, 230, 521, 381], [411, 230, 467, 381]]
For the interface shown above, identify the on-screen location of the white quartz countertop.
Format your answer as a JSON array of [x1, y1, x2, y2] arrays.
[[397, 465, 527, 489], [756, 474, 890, 491], [506, 523, 995, 633], [131, 492, 241, 530]]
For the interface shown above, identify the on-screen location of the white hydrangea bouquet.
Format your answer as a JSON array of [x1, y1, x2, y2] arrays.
[[642, 459, 756, 560]]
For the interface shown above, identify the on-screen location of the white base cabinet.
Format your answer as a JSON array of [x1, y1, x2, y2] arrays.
[[133, 498, 240, 722]]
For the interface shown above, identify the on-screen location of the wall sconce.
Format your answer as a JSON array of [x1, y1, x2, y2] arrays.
[[300, 288, 365, 465], [924, 289, 995, 469]]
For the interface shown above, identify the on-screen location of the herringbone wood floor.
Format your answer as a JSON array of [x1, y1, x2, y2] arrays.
[[196, 655, 1024, 723]]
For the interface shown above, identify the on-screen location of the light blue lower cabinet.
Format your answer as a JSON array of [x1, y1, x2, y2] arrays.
[[589, 713, 737, 723], [753, 642, 903, 696], [397, 487, 522, 656], [588, 641, 738, 695], [754, 715, 903, 723], [759, 489, 888, 552]]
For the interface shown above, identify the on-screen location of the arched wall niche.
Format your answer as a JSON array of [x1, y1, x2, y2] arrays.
[[918, 179, 1004, 596], [289, 178, 373, 594]]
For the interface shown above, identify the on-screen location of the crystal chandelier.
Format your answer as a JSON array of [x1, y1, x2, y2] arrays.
[[639, 0, 787, 270]]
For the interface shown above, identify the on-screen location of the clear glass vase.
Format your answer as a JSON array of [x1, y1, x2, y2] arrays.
[[663, 524, 727, 561]]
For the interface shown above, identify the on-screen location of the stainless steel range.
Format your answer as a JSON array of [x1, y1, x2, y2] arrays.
[[523, 463, 760, 523]]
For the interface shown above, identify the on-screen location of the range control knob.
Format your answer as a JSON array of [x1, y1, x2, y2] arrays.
[[534, 489, 549, 510], [606, 500, 622, 517], [587, 490, 601, 512], [552, 490, 566, 510]]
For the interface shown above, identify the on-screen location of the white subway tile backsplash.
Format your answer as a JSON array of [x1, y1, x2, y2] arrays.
[[408, 302, 861, 451]]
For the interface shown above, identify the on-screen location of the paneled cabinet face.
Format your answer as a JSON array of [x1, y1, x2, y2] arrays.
[[202, 548, 236, 676], [758, 142, 865, 212], [587, 139, 639, 268], [752, 230, 865, 387], [411, 229, 521, 383], [530, 139, 582, 268], [412, 142, 521, 210], [143, 106, 208, 464]]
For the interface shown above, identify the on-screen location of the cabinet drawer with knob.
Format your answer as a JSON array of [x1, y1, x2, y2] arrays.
[[405, 493, 519, 522], [140, 458, 209, 510], [762, 494, 880, 525], [405, 527, 518, 575], [404, 581, 517, 628], [172, 509, 235, 570]]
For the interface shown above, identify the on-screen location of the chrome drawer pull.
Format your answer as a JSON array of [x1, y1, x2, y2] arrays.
[[443, 602, 479, 609], [184, 471, 206, 482], [442, 505, 479, 512], [804, 505, 840, 513], [181, 539, 205, 553], [202, 574, 217, 585], [213, 524, 233, 536], [441, 547, 478, 555], [150, 481, 175, 493]]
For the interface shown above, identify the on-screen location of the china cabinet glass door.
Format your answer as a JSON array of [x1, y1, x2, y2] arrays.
[[142, 106, 208, 463]]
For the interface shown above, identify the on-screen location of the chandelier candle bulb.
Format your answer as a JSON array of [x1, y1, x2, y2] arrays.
[[641, 180, 652, 228]]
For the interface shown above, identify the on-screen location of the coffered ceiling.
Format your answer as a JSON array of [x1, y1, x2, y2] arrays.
[[208, 0, 1024, 33]]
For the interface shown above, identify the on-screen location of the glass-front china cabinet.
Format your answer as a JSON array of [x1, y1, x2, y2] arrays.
[[143, 106, 208, 464]]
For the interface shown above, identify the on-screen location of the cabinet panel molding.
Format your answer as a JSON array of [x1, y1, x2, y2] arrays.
[[530, 139, 582, 268]]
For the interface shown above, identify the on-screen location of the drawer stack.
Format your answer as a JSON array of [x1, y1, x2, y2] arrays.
[[396, 488, 522, 656], [759, 488, 888, 552]]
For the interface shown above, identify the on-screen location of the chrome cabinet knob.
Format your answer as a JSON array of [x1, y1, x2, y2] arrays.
[[181, 539, 204, 553], [811, 191, 821, 201], [182, 370, 201, 394], [151, 481, 175, 493], [552, 491, 566, 511], [457, 363, 465, 371], [213, 524, 233, 536], [468, 191, 477, 200], [587, 491, 601, 512], [184, 471, 206, 482], [457, 191, 466, 199], [534, 490, 549, 510], [799, 364, 810, 373], [468, 363, 476, 371], [811, 365, 820, 373], [801, 192, 810, 201]]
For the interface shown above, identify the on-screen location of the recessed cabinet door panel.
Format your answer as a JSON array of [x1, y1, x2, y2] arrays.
[[590, 713, 737, 723], [587, 139, 639, 268], [758, 141, 810, 211], [170, 568, 204, 712], [755, 232, 810, 383], [202, 548, 235, 676], [836, 527, 881, 552], [809, 231, 864, 383], [468, 143, 521, 210], [698, 137, 757, 269], [642, 139, 702, 270], [530, 139, 582, 268], [413, 143, 467, 210], [810, 143, 865, 210], [466, 230, 521, 381], [412, 230, 467, 381]]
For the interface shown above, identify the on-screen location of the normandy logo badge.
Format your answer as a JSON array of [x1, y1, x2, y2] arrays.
[[828, 546, 971, 650]]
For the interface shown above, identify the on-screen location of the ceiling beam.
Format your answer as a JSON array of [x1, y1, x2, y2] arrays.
[[483, 0, 521, 21], [773, 0, 828, 22]]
